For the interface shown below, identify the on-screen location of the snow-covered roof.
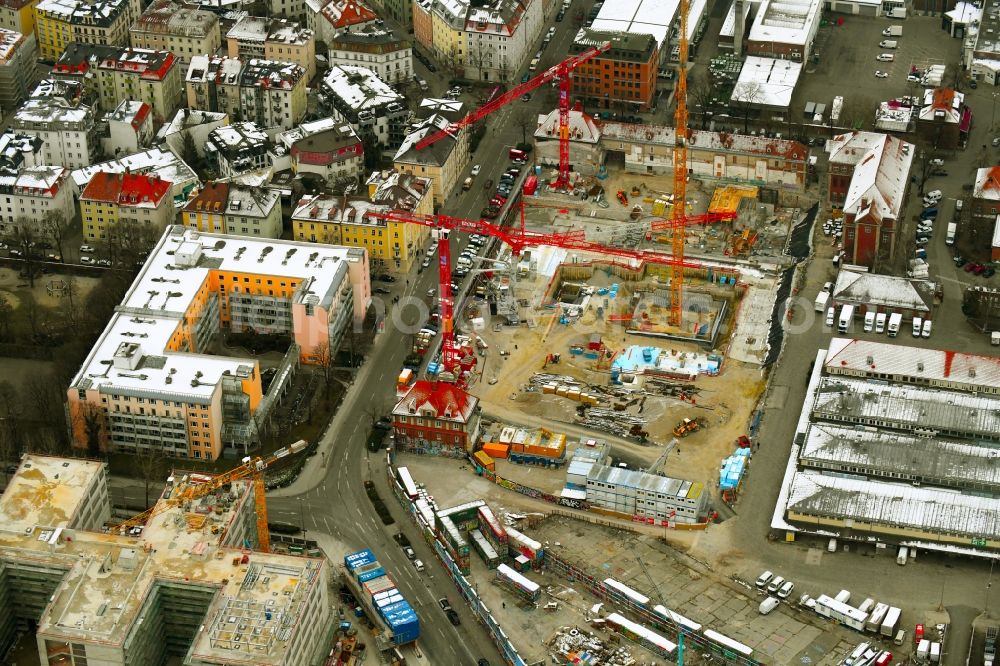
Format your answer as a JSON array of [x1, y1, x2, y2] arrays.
[[731, 56, 802, 108], [207, 122, 268, 152], [70, 146, 199, 201], [919, 87, 963, 123], [832, 269, 930, 312], [156, 109, 228, 140], [184, 181, 279, 219], [534, 109, 600, 144], [811, 376, 1000, 439], [0, 28, 25, 63], [70, 227, 366, 399], [720, 0, 754, 38], [320, 0, 378, 29], [590, 0, 703, 46], [824, 337, 1000, 391], [946, 1, 981, 24], [786, 470, 1000, 541], [829, 131, 913, 220], [972, 58, 1000, 73], [13, 98, 93, 127], [321, 65, 403, 111], [975, 166, 1000, 201], [587, 464, 703, 499], [599, 123, 809, 161], [393, 114, 456, 165], [748, 0, 821, 46], [2, 165, 66, 193]]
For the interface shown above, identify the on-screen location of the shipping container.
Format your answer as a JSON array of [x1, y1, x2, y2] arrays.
[[345, 549, 376, 570], [880, 607, 901, 637], [865, 603, 889, 633], [523, 175, 538, 195], [496, 563, 541, 601], [482, 443, 510, 459], [835, 590, 852, 604]]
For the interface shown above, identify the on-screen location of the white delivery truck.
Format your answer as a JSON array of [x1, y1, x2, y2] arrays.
[[912, 316, 923, 337], [866, 603, 890, 632], [759, 597, 780, 615], [887, 312, 902, 337], [838, 304, 855, 334], [863, 311, 875, 332], [815, 291, 830, 312], [880, 606, 901, 637], [946, 222, 957, 245], [835, 589, 851, 604], [875, 312, 887, 333], [896, 546, 909, 565], [885, 24, 902, 36]]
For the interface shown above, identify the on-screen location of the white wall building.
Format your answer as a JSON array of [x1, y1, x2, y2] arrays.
[[11, 98, 98, 169], [585, 464, 707, 524], [462, 0, 542, 81], [327, 25, 413, 87], [318, 65, 410, 149], [0, 165, 75, 235]]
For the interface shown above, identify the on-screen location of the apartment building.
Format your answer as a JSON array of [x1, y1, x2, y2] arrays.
[[71, 146, 199, 204], [226, 16, 316, 80], [102, 100, 154, 155], [365, 0, 410, 29], [292, 169, 432, 272], [183, 180, 282, 238], [309, 0, 377, 43], [318, 65, 409, 149], [0, 455, 331, 665], [130, 0, 221, 64], [0, 28, 34, 112], [53, 42, 183, 122], [0, 131, 43, 173], [278, 116, 363, 186], [206, 121, 272, 178], [186, 54, 307, 131], [157, 108, 229, 159], [327, 25, 412, 86], [392, 380, 481, 454], [0, 0, 37, 36], [33, 0, 140, 62], [571, 30, 658, 113], [67, 225, 370, 458], [422, 0, 541, 80], [393, 113, 468, 205], [11, 97, 98, 168], [0, 165, 74, 236], [79, 171, 174, 242]]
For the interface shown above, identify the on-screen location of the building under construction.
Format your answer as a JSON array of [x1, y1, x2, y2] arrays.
[[0, 454, 332, 665]]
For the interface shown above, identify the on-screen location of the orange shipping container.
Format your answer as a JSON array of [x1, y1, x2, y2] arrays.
[[482, 443, 510, 459]]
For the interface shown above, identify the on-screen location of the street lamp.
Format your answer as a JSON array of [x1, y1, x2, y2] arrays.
[[992, 92, 999, 132]]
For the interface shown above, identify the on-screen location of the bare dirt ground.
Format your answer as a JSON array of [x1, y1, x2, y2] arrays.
[[0, 266, 102, 315]]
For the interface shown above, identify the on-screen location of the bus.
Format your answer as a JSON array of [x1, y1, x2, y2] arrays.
[[396, 466, 419, 500]]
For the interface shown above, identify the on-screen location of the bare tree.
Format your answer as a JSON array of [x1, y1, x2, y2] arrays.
[[21, 294, 43, 340], [467, 40, 489, 81], [8, 219, 40, 287], [73, 402, 104, 458], [24, 372, 69, 454], [688, 70, 716, 130], [135, 446, 165, 507], [40, 210, 70, 263], [0, 382, 23, 461], [731, 81, 763, 133], [313, 340, 335, 398], [60, 276, 81, 327], [106, 219, 159, 268], [513, 107, 538, 146], [0, 293, 11, 341]]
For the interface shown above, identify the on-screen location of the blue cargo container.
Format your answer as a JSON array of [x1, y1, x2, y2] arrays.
[[357, 567, 387, 583], [387, 611, 420, 645], [344, 549, 376, 570], [380, 600, 411, 618]]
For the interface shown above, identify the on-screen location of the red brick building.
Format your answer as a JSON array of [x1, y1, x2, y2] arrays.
[[571, 30, 659, 113], [392, 380, 481, 456], [827, 131, 914, 269]]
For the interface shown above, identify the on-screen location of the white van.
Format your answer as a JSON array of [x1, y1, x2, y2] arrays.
[[766, 575, 785, 594], [887, 312, 902, 337], [912, 316, 923, 337], [825, 307, 835, 327], [755, 570, 774, 589], [838, 304, 855, 334], [875, 312, 887, 333], [863, 311, 875, 332], [529, 57, 540, 71], [759, 597, 780, 615], [827, 538, 837, 552], [896, 546, 909, 565], [922, 319, 932, 338]]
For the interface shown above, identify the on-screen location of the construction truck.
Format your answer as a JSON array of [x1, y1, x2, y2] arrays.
[[673, 417, 702, 437]]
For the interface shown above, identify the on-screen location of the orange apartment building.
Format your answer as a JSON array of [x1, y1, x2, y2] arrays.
[[66, 225, 371, 460], [570, 29, 658, 113]]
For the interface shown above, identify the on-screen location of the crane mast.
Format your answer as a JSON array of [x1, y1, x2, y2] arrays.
[[671, 0, 691, 327]]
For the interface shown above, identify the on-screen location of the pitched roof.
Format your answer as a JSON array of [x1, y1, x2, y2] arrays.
[[832, 269, 931, 312], [321, 0, 378, 28], [834, 132, 913, 220], [824, 337, 1000, 389], [80, 171, 171, 207], [975, 166, 1000, 201], [392, 380, 477, 423]]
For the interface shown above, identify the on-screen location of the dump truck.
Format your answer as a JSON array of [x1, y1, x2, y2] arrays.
[[673, 417, 703, 437]]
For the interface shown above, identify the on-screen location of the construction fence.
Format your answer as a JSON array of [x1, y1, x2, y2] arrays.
[[544, 550, 765, 665]]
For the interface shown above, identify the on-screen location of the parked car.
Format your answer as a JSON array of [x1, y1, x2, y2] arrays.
[[95, 258, 112, 267], [80, 244, 96, 253], [876, 53, 894, 62], [470, 164, 481, 176], [777, 580, 795, 599], [376, 274, 396, 282], [80, 256, 95, 264], [874, 70, 889, 78], [403, 547, 416, 560], [413, 559, 425, 572], [766, 576, 785, 594], [755, 571, 774, 589]]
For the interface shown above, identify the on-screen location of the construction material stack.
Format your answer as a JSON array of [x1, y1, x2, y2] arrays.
[[343, 549, 420, 646]]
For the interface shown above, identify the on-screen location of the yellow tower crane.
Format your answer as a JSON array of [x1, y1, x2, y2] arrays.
[[670, 0, 691, 327], [115, 439, 308, 553]]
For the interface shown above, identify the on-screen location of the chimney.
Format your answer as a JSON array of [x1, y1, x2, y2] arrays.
[[733, 0, 745, 57]]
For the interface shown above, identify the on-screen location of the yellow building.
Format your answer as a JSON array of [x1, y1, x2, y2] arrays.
[[292, 169, 432, 273], [34, 0, 138, 62], [429, 0, 462, 70], [129, 0, 220, 64], [182, 180, 283, 238], [79, 171, 174, 241], [227, 15, 316, 82], [393, 113, 469, 205], [0, 0, 37, 38]]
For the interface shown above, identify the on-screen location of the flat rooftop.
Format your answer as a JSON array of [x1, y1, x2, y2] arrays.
[[812, 376, 1000, 440], [732, 56, 802, 108], [748, 0, 821, 46], [70, 226, 367, 400], [800, 422, 1000, 491], [824, 337, 1000, 390], [786, 469, 1000, 541], [0, 465, 327, 661], [0, 456, 104, 532]]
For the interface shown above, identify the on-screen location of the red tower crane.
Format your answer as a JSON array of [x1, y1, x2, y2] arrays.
[[414, 41, 613, 190]]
